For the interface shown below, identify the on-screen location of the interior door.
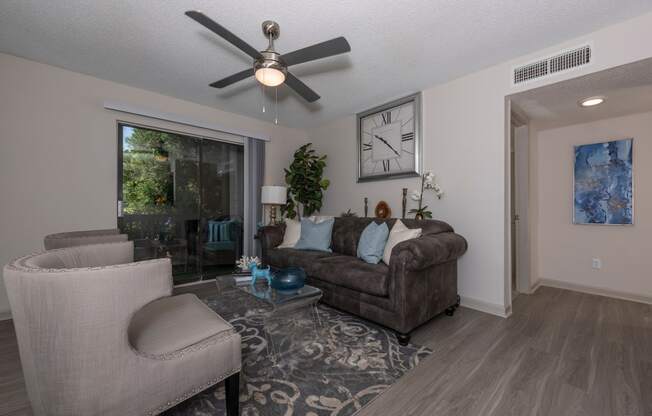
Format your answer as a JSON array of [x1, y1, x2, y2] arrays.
[[513, 125, 530, 293]]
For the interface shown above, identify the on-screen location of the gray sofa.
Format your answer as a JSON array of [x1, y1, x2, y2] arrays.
[[259, 217, 468, 345], [3, 241, 241, 415]]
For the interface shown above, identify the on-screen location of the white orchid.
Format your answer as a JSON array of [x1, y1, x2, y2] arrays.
[[432, 183, 444, 199], [409, 170, 444, 218]]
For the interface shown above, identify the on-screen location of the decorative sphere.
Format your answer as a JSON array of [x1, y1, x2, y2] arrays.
[[271, 267, 306, 292]]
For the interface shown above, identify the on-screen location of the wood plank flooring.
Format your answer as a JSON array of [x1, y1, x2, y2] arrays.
[[0, 285, 650, 416]]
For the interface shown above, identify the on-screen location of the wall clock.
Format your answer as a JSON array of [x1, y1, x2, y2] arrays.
[[357, 93, 421, 182]]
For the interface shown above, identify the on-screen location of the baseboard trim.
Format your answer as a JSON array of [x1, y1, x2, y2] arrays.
[[529, 280, 542, 294], [538, 278, 652, 305], [0, 311, 12, 321], [460, 295, 511, 318]]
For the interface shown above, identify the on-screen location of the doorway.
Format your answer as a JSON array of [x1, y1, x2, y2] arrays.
[[510, 110, 531, 296], [117, 122, 244, 285]]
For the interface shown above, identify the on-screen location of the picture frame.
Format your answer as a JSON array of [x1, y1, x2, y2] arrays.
[[356, 93, 422, 182], [573, 138, 633, 225]]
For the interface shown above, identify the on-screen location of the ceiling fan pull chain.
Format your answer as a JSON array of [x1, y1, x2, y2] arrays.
[[261, 83, 266, 113], [274, 87, 278, 125]]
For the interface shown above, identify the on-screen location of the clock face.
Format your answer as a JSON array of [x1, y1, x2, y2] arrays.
[[358, 98, 418, 180]]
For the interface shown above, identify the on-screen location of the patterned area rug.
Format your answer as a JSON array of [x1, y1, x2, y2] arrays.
[[165, 287, 431, 416]]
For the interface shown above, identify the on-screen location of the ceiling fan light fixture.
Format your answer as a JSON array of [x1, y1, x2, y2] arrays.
[[254, 50, 286, 87], [255, 66, 285, 87]]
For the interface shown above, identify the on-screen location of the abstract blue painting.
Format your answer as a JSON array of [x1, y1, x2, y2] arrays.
[[574, 138, 633, 225]]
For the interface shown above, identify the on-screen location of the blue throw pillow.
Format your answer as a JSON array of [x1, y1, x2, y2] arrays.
[[357, 221, 389, 264], [294, 217, 335, 252]]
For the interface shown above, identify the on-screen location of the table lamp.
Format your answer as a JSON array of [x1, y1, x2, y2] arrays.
[[261, 185, 287, 225]]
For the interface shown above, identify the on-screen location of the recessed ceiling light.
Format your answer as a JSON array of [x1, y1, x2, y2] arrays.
[[579, 96, 606, 107]]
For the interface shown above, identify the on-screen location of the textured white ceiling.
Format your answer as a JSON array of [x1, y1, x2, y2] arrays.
[[2, 0, 652, 128], [511, 57, 652, 129]]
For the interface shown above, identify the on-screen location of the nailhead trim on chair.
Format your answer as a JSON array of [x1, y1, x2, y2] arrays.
[[6, 247, 166, 273], [147, 367, 241, 415], [133, 331, 239, 361]]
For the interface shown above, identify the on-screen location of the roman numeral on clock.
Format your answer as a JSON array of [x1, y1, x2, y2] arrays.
[[382, 160, 390, 172], [402, 132, 414, 141], [381, 111, 392, 125], [362, 142, 372, 151]]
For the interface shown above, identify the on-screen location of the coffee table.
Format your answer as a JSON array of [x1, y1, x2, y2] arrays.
[[215, 274, 323, 365]]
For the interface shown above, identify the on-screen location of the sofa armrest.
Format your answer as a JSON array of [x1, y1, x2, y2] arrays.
[[393, 232, 468, 271], [257, 224, 285, 250]]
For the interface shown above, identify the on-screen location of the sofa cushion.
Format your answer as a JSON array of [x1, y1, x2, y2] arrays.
[[266, 248, 338, 275], [330, 217, 454, 257], [294, 217, 334, 252], [312, 256, 390, 297], [128, 293, 234, 357], [278, 218, 301, 248], [383, 220, 422, 265], [357, 221, 389, 264]]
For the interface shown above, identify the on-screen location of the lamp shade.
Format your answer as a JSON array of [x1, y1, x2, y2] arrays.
[[261, 186, 287, 205]]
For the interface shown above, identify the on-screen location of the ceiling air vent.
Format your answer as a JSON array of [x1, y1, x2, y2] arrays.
[[513, 44, 591, 85]]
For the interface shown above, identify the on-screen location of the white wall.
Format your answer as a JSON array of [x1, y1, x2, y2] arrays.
[[3, 11, 652, 318], [533, 111, 652, 300], [0, 53, 307, 317], [307, 12, 652, 316], [308, 66, 509, 315]]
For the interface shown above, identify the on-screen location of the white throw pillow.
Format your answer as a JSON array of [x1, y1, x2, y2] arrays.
[[278, 218, 301, 248], [382, 220, 422, 265]]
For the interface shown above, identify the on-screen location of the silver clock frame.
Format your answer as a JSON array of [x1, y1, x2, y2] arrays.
[[356, 92, 422, 182]]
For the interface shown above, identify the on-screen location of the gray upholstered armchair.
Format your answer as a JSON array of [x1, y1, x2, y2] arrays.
[[3, 241, 241, 415], [43, 228, 128, 250]]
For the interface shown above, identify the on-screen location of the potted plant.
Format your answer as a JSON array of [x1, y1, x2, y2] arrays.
[[282, 143, 330, 219], [409, 171, 443, 219]]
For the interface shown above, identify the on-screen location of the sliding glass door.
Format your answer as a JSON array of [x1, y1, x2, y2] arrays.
[[117, 123, 244, 285]]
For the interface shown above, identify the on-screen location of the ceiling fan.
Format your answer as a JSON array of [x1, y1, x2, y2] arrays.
[[185, 11, 351, 103]]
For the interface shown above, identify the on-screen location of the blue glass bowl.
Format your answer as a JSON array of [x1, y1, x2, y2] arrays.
[[271, 267, 306, 292]]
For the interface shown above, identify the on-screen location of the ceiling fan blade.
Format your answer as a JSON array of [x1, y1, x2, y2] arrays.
[[284, 72, 320, 102], [282, 37, 351, 67], [210, 68, 255, 88], [185, 11, 262, 60]]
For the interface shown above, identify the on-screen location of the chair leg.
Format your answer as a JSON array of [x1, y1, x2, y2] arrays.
[[225, 372, 240, 416]]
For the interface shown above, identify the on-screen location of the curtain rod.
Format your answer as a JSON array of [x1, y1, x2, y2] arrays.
[[103, 100, 270, 142]]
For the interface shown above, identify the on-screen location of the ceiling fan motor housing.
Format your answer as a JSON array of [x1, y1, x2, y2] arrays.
[[255, 50, 286, 74], [255, 20, 286, 79]]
